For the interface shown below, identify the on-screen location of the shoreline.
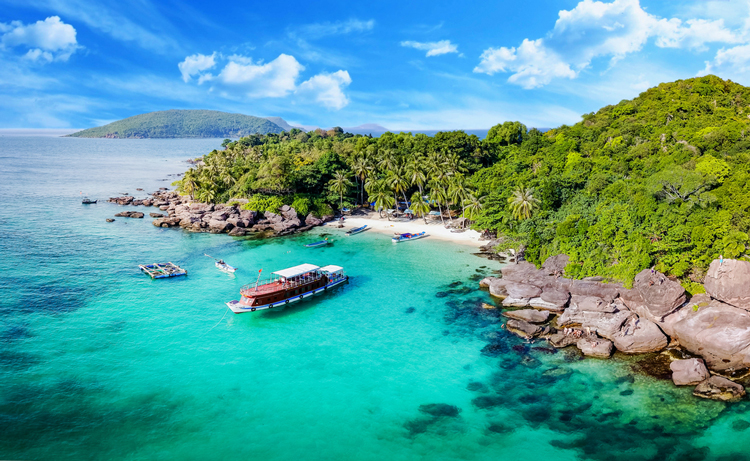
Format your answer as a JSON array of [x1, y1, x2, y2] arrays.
[[321, 210, 485, 248]]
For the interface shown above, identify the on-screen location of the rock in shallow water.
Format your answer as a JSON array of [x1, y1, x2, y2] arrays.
[[670, 358, 709, 386], [693, 376, 746, 402], [612, 318, 668, 353], [501, 308, 550, 323], [506, 319, 549, 339], [576, 338, 613, 358], [418, 403, 461, 417]]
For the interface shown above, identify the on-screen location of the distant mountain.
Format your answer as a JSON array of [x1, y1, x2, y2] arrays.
[[68, 110, 284, 138], [343, 124, 389, 135], [263, 116, 296, 131]]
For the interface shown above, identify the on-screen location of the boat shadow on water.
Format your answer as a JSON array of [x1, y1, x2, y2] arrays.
[[251, 282, 352, 319]]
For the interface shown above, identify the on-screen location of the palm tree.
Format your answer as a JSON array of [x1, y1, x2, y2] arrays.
[[387, 165, 409, 211], [448, 175, 469, 217], [405, 157, 427, 195], [410, 192, 430, 224], [370, 180, 396, 220], [508, 186, 540, 220], [428, 182, 448, 225], [462, 194, 485, 221], [327, 170, 353, 212], [182, 169, 197, 200], [351, 157, 368, 205]]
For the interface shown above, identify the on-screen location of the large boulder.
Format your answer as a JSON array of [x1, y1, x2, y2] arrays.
[[150, 212, 165, 218], [208, 219, 233, 234], [704, 259, 750, 310], [528, 297, 566, 312], [612, 318, 668, 353], [576, 338, 613, 358], [584, 310, 632, 340], [305, 213, 323, 226], [672, 301, 750, 371], [210, 210, 229, 221], [502, 297, 530, 308], [280, 205, 298, 221], [546, 332, 579, 348], [693, 376, 746, 402], [542, 254, 569, 275], [540, 286, 570, 307], [506, 319, 549, 339], [568, 280, 619, 302], [487, 279, 509, 299], [501, 309, 550, 323], [670, 358, 709, 386], [228, 227, 247, 236], [264, 211, 284, 224], [632, 269, 686, 319], [506, 283, 542, 299], [479, 277, 497, 288], [570, 295, 617, 313], [114, 211, 144, 218], [500, 262, 544, 284]]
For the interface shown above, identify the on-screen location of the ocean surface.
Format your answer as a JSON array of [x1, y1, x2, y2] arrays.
[[1, 137, 750, 461]]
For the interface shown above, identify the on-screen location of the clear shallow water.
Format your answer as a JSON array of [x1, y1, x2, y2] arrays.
[[2, 137, 750, 461]]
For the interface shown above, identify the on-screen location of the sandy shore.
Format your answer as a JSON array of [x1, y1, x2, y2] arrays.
[[321, 210, 485, 248]]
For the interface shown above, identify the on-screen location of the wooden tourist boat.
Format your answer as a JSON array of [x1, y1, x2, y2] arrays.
[[225, 263, 348, 313], [391, 232, 426, 243], [345, 224, 367, 236], [81, 197, 97, 204]]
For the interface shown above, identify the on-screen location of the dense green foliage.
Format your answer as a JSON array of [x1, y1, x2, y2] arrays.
[[176, 126, 490, 220], [473, 75, 750, 285], [178, 75, 750, 286], [68, 110, 284, 138]]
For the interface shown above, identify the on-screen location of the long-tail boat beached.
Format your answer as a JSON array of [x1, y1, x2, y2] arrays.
[[345, 224, 367, 236], [392, 232, 426, 243], [225, 263, 347, 313]]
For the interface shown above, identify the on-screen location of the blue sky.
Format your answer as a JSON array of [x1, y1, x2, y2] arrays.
[[2, 0, 750, 130]]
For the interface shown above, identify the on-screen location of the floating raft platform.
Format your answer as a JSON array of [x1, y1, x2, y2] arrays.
[[139, 262, 187, 279]]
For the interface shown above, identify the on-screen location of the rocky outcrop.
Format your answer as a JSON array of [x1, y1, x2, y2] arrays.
[[704, 259, 750, 310], [542, 254, 569, 275], [670, 358, 709, 386], [693, 376, 746, 402], [630, 269, 687, 319], [506, 319, 549, 339], [570, 295, 617, 313], [152, 217, 180, 227], [612, 318, 668, 353], [114, 211, 144, 218], [672, 301, 750, 371], [577, 338, 613, 358], [150, 212, 165, 218], [506, 283, 542, 300], [501, 309, 550, 323]]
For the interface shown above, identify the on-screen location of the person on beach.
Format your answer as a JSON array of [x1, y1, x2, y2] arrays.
[[720, 255, 724, 265]]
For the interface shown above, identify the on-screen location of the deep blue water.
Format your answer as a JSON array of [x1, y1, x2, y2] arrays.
[[1, 137, 750, 460]]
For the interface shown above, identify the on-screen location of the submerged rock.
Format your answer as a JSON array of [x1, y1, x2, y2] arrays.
[[105, 218, 114, 222], [418, 403, 461, 417], [506, 319, 549, 339], [693, 376, 746, 402], [671, 358, 709, 386]]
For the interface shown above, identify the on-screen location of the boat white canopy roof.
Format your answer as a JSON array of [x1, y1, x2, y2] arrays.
[[320, 265, 343, 273], [273, 263, 320, 278]]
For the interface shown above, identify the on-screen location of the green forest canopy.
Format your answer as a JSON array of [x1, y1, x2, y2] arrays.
[[67, 109, 284, 138], [177, 75, 750, 289]]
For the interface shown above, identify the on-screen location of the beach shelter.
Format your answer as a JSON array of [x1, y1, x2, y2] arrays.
[[455, 217, 469, 229]]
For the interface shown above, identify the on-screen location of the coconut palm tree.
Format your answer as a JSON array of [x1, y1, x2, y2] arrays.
[[428, 182, 448, 225], [351, 157, 368, 205], [181, 169, 197, 200], [410, 192, 430, 224], [462, 194, 485, 221], [405, 157, 427, 195], [327, 170, 353, 212], [387, 165, 410, 211], [508, 186, 540, 220], [370, 180, 396, 220]]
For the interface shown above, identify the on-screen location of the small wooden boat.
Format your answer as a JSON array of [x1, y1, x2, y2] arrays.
[[345, 225, 367, 236], [392, 232, 426, 243], [81, 197, 97, 204], [215, 260, 237, 273], [305, 239, 330, 248]]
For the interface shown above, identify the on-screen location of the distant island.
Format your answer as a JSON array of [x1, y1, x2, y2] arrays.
[[66, 109, 285, 139]]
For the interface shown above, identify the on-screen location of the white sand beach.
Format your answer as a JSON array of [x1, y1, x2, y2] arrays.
[[321, 210, 485, 248]]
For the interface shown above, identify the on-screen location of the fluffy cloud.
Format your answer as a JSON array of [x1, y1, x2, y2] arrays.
[[180, 53, 351, 109], [178, 53, 216, 82], [0, 16, 79, 62], [400, 40, 458, 57], [296, 70, 352, 109], [475, 0, 745, 88]]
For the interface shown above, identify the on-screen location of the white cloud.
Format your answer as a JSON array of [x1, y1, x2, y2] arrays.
[[0, 16, 79, 62], [180, 52, 352, 109], [296, 19, 375, 39], [296, 70, 351, 109], [699, 43, 750, 78], [178, 53, 217, 82], [475, 0, 745, 88], [401, 40, 458, 57]]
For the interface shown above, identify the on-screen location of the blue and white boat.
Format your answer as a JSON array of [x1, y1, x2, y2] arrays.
[[305, 239, 330, 248], [345, 224, 367, 236], [225, 263, 348, 313], [392, 231, 427, 243]]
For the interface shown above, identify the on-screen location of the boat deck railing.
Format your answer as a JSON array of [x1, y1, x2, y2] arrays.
[[241, 273, 325, 296]]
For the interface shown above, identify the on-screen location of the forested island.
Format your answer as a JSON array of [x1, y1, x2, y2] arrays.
[[67, 109, 284, 138], [175, 75, 749, 291]]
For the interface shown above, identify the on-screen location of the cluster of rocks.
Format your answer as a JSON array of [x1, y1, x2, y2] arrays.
[[481, 255, 750, 402], [107, 190, 332, 237]]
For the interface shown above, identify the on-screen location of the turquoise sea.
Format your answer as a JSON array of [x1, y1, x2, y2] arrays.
[[2, 136, 750, 461]]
